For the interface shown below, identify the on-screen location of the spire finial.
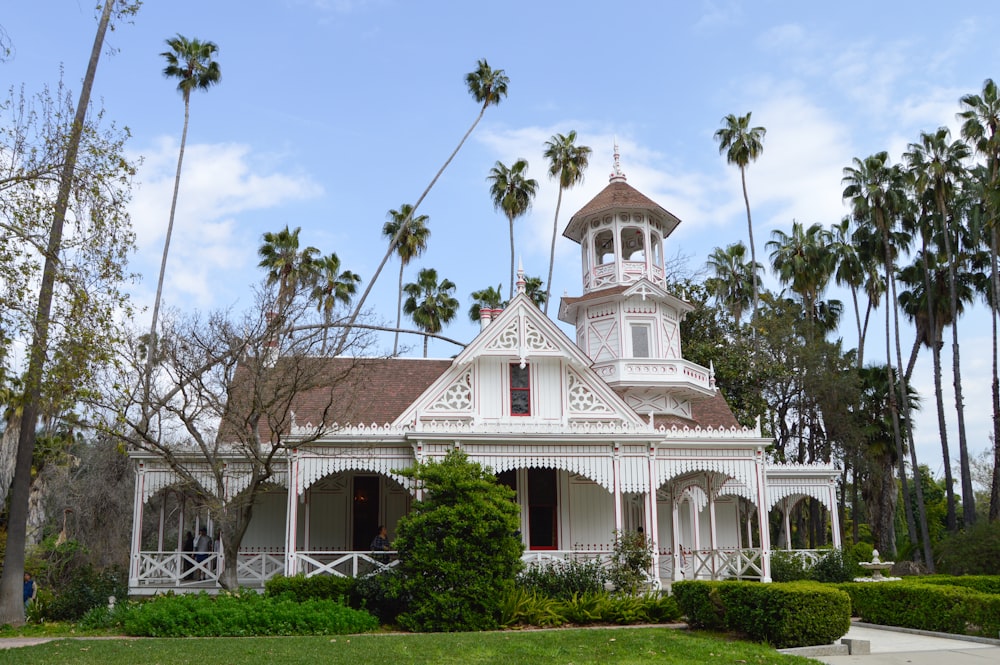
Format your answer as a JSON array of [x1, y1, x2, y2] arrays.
[[516, 259, 526, 295], [610, 137, 627, 183]]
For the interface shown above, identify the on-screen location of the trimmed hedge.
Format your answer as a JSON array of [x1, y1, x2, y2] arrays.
[[673, 580, 851, 648], [122, 591, 379, 637], [499, 589, 681, 628], [838, 580, 1000, 638]]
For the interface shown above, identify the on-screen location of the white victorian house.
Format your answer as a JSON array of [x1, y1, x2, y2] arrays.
[[128, 152, 840, 595]]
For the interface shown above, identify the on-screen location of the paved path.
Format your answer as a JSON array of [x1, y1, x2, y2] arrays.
[[810, 623, 1000, 665]]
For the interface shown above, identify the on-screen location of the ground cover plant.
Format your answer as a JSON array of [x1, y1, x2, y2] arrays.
[[0, 626, 819, 665]]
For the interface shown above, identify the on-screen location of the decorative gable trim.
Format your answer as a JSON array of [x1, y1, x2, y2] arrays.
[[426, 366, 473, 413], [567, 367, 617, 416]]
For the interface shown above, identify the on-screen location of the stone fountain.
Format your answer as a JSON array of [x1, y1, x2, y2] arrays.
[[854, 549, 900, 582]]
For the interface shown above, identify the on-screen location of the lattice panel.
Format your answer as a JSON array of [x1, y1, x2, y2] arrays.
[[486, 319, 519, 351]]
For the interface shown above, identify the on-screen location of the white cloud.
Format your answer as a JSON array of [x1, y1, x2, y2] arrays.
[[128, 139, 323, 311]]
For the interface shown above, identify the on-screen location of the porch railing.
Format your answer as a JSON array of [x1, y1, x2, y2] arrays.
[[133, 546, 770, 591], [294, 551, 400, 579]]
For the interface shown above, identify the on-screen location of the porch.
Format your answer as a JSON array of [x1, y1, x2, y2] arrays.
[[127, 546, 832, 593]]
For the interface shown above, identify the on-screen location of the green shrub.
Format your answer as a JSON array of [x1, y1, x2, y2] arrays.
[[919, 575, 1000, 595], [45, 565, 128, 621], [518, 558, 606, 599], [500, 588, 681, 628], [811, 548, 862, 583], [79, 599, 137, 630], [674, 580, 851, 648], [607, 530, 653, 594], [350, 569, 407, 624], [839, 580, 1000, 637], [769, 551, 810, 582], [122, 591, 378, 637], [394, 450, 523, 632], [938, 522, 1000, 575], [264, 573, 355, 603]]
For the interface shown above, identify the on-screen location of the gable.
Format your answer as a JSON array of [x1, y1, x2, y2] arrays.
[[394, 295, 647, 429]]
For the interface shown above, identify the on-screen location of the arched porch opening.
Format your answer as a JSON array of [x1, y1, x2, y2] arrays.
[[655, 470, 767, 582], [287, 465, 410, 579]]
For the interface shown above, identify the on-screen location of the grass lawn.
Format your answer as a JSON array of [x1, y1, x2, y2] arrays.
[[0, 627, 818, 665]]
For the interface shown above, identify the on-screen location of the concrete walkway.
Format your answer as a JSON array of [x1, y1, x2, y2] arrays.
[[804, 623, 1000, 664]]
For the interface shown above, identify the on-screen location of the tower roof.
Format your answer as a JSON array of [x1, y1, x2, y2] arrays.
[[562, 145, 681, 242]]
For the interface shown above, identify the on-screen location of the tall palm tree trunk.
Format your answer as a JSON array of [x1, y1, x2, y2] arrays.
[[393, 260, 405, 356], [0, 0, 115, 625], [890, 268, 934, 569], [938, 193, 975, 525], [338, 104, 489, 354], [879, 227, 918, 557], [508, 214, 516, 300], [989, 225, 1000, 522], [741, 167, 759, 346], [544, 186, 564, 315], [144, 92, 191, 411]]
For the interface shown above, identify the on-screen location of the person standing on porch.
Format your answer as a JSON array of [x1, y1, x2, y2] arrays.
[[370, 525, 391, 551], [181, 530, 194, 579], [194, 526, 212, 580]]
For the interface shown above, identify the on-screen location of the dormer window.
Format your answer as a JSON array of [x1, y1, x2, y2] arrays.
[[510, 363, 530, 415]]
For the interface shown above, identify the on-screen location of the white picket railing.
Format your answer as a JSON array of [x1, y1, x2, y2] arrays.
[[294, 551, 400, 579], [133, 546, 774, 590]]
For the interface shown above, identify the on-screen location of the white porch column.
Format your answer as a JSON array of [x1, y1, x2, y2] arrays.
[[690, 497, 701, 552], [754, 448, 772, 582], [612, 443, 623, 537], [129, 463, 146, 590], [707, 481, 718, 579], [646, 443, 660, 582], [828, 480, 842, 548], [284, 450, 300, 577], [671, 498, 682, 581]]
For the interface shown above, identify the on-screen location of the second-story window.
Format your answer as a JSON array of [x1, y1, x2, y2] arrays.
[[510, 363, 530, 415], [631, 323, 651, 358]]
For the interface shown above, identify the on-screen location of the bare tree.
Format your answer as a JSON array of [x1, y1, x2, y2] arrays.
[[97, 282, 375, 590]]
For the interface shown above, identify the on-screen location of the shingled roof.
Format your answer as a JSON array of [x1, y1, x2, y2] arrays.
[[562, 180, 681, 242], [219, 357, 451, 443], [652, 391, 741, 430]]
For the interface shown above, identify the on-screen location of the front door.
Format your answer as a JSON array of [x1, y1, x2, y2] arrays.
[[352, 475, 380, 550]]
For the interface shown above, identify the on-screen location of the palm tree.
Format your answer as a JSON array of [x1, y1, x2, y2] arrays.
[[468, 283, 504, 322], [310, 253, 361, 354], [0, 0, 117, 626], [542, 131, 591, 313], [905, 129, 974, 528], [487, 159, 538, 299], [403, 268, 459, 357], [705, 242, 759, 325], [257, 225, 320, 321], [959, 79, 1000, 522], [715, 112, 766, 337], [338, 59, 508, 353], [383, 204, 430, 355], [766, 221, 835, 327], [842, 152, 923, 559], [522, 275, 547, 309], [147, 35, 221, 372]]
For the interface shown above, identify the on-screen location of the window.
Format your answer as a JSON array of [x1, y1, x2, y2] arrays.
[[621, 227, 645, 260], [594, 229, 615, 265], [631, 323, 651, 358], [510, 363, 530, 415], [528, 468, 557, 549]]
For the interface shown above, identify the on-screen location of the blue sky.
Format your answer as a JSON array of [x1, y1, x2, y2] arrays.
[[4, 1, 999, 480]]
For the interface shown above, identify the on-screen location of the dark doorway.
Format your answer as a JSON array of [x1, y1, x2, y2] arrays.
[[352, 476, 380, 550], [528, 468, 557, 549]]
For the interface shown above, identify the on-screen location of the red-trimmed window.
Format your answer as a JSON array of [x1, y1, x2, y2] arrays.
[[510, 363, 530, 416]]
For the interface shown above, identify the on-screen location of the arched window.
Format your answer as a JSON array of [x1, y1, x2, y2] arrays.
[[621, 227, 645, 261], [650, 231, 663, 270], [594, 229, 615, 265]]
